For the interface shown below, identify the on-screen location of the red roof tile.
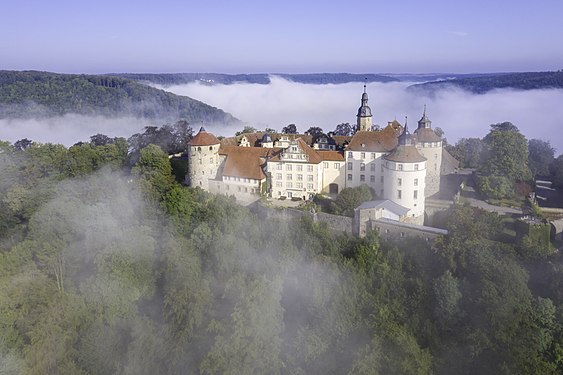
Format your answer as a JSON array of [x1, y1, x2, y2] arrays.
[[189, 130, 220, 146]]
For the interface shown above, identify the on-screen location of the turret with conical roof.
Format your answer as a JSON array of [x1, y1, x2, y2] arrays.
[[187, 126, 221, 189], [356, 83, 373, 132], [413, 107, 443, 197]]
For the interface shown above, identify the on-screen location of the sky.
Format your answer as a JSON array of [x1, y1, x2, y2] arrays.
[[1, 0, 562, 74]]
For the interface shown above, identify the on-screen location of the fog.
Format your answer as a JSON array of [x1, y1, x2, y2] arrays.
[[159, 76, 563, 153], [0, 114, 157, 146], [1, 76, 563, 154]]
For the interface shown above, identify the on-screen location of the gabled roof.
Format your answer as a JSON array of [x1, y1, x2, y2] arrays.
[[189, 128, 220, 146], [318, 150, 345, 161], [219, 146, 279, 180], [442, 148, 460, 168], [268, 138, 323, 164], [356, 199, 410, 216], [347, 124, 402, 152]]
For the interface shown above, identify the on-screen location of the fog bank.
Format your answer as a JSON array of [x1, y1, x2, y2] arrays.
[[161, 76, 563, 153], [0, 114, 157, 146]]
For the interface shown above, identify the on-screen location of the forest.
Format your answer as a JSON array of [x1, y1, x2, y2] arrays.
[[0, 71, 240, 126], [409, 70, 563, 94], [0, 124, 562, 375], [111, 73, 398, 86]]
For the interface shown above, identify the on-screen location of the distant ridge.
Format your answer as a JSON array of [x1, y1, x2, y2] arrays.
[[0, 70, 241, 125], [110, 72, 399, 86], [408, 70, 563, 93]]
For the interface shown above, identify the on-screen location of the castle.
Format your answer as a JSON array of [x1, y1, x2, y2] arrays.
[[186, 85, 458, 225]]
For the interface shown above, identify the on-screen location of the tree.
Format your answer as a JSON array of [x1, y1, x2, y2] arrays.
[[333, 122, 355, 136], [528, 139, 555, 177], [447, 138, 483, 168], [235, 126, 257, 136], [282, 124, 297, 134], [13, 138, 33, 151], [331, 185, 374, 217], [478, 122, 532, 197], [305, 126, 324, 138], [551, 154, 563, 189], [90, 134, 113, 147]]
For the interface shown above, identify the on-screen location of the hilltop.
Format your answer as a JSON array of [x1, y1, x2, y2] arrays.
[[0, 70, 241, 125], [408, 70, 563, 93], [111, 72, 399, 86]]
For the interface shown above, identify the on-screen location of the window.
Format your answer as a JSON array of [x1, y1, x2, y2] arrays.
[[381, 165, 384, 173], [360, 163, 365, 171], [347, 174, 352, 181], [348, 151, 353, 158], [414, 190, 418, 199], [434, 153, 438, 159], [371, 153, 376, 159], [414, 178, 418, 186], [334, 163, 340, 169], [276, 173, 282, 180], [297, 174, 303, 181], [380, 176, 384, 183], [297, 182, 303, 189], [434, 163, 437, 171], [286, 164, 292, 171], [307, 183, 313, 190], [361, 152, 365, 159], [398, 178, 402, 186], [244, 187, 248, 192], [276, 163, 282, 170], [209, 146, 213, 150], [287, 174, 292, 180], [210, 157, 214, 164], [380, 189, 384, 197], [370, 163, 376, 171], [348, 162, 353, 170], [276, 181, 282, 187], [398, 164, 403, 171], [307, 165, 313, 172], [397, 190, 402, 199], [286, 182, 292, 188], [370, 175, 375, 182], [324, 162, 329, 168], [307, 175, 313, 181], [360, 175, 365, 181], [296, 165, 303, 172], [414, 164, 419, 171]]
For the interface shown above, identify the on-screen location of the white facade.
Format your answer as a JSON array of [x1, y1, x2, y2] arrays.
[[344, 150, 386, 195], [383, 159, 426, 223]]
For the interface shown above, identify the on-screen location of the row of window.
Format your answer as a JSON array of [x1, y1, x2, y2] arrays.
[[219, 185, 258, 194], [275, 164, 314, 172], [348, 152, 378, 160], [397, 190, 418, 199], [276, 182, 314, 190], [397, 178, 418, 186], [224, 176, 257, 184], [322, 162, 341, 169], [275, 173, 314, 181]]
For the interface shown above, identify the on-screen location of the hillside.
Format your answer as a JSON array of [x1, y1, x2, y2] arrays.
[[112, 72, 399, 86], [0, 70, 241, 125], [408, 70, 563, 93]]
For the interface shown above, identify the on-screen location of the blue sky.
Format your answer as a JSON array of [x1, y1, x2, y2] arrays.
[[1, 0, 562, 73]]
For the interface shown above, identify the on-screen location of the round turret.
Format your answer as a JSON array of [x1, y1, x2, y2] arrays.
[[383, 122, 427, 224], [412, 108, 443, 197], [187, 127, 221, 189]]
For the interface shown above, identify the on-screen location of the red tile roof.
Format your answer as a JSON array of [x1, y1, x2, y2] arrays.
[[347, 124, 402, 152], [219, 146, 279, 180], [189, 129, 220, 146], [318, 150, 345, 161]]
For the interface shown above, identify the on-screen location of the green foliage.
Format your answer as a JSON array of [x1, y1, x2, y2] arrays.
[[330, 185, 375, 217], [0, 134, 561, 375], [478, 122, 532, 198], [551, 154, 563, 189], [528, 139, 555, 177], [333, 122, 355, 136], [446, 137, 483, 168], [234, 125, 257, 136], [0, 71, 241, 125]]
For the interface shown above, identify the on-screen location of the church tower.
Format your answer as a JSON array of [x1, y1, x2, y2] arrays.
[[356, 84, 373, 132]]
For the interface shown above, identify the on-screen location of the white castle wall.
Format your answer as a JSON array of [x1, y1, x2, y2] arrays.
[[187, 143, 220, 190], [383, 159, 426, 223]]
